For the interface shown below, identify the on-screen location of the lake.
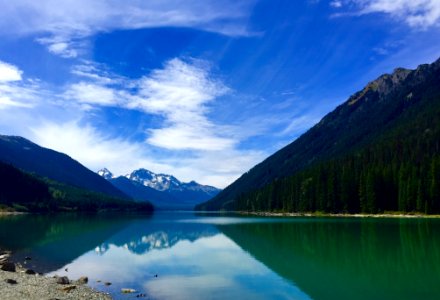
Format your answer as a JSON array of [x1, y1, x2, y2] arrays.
[[0, 212, 439, 299]]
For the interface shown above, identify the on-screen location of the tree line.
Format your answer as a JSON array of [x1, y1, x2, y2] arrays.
[[233, 124, 440, 214]]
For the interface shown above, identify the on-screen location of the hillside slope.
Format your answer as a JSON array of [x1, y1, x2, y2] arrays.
[[197, 57, 440, 213], [0, 135, 128, 199], [0, 161, 153, 212]]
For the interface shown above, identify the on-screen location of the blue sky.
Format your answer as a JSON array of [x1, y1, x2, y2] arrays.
[[0, 0, 440, 188]]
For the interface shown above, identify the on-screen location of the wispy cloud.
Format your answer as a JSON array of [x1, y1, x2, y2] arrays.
[[0, 58, 268, 187], [280, 115, 320, 136], [30, 121, 170, 177], [136, 59, 234, 151], [63, 58, 268, 186], [0, 0, 256, 57], [66, 58, 236, 151], [332, 0, 440, 29], [330, 1, 343, 8], [0, 60, 41, 109]]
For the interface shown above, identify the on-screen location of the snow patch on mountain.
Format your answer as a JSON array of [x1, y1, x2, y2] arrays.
[[125, 168, 218, 193], [97, 168, 114, 180], [98, 167, 220, 194]]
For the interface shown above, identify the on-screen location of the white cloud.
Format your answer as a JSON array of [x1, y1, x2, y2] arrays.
[[0, 0, 256, 57], [47, 42, 78, 58], [0, 61, 22, 82], [147, 124, 235, 151], [330, 1, 343, 8], [0, 61, 42, 109], [135, 58, 234, 151], [28, 120, 265, 188], [0, 58, 268, 188], [71, 62, 120, 84], [61, 59, 267, 187], [338, 0, 440, 28], [30, 121, 169, 176], [67, 58, 236, 152], [65, 82, 118, 106]]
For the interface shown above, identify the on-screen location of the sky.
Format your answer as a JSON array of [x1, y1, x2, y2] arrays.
[[0, 0, 440, 188]]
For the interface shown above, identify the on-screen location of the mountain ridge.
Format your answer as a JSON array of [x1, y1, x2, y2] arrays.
[[98, 167, 220, 209], [197, 57, 440, 212], [0, 135, 128, 199]]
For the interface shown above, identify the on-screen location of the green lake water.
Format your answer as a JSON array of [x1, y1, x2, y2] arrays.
[[0, 212, 439, 299]]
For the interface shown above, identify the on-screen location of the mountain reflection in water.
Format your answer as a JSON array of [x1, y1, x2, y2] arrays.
[[1, 213, 439, 300]]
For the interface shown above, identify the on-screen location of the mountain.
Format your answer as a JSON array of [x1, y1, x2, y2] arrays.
[[127, 168, 220, 197], [97, 168, 113, 180], [0, 161, 153, 213], [0, 161, 51, 210], [108, 176, 181, 209], [98, 168, 220, 209], [0, 135, 127, 199], [197, 57, 440, 213]]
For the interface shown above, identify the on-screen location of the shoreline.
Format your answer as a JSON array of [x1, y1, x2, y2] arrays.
[[237, 211, 440, 218], [0, 251, 111, 300], [0, 211, 27, 216]]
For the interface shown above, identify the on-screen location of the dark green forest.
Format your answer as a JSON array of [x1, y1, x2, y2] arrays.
[[234, 139, 440, 214], [0, 162, 153, 213], [197, 58, 440, 214]]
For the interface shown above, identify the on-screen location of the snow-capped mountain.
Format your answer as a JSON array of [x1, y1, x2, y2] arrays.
[[125, 168, 219, 194], [126, 169, 182, 191], [97, 168, 114, 180], [97, 168, 221, 209]]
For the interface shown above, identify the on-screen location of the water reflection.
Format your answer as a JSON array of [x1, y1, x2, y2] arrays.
[[51, 213, 306, 300], [0, 213, 141, 273], [218, 218, 440, 300], [1, 213, 439, 299]]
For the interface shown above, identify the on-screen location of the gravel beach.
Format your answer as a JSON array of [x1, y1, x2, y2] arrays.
[[0, 255, 111, 300]]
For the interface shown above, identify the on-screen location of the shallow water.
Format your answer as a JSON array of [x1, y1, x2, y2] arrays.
[[1, 212, 439, 299]]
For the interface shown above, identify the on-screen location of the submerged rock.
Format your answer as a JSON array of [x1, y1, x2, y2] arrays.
[[56, 276, 70, 285], [77, 276, 88, 284], [1, 262, 16, 272], [136, 293, 147, 298], [25, 269, 36, 275]]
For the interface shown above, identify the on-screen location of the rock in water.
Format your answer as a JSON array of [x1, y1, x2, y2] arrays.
[[1, 262, 16, 272], [77, 276, 88, 284], [56, 276, 70, 284], [136, 293, 147, 298]]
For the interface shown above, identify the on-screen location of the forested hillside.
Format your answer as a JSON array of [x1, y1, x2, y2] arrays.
[[0, 161, 153, 213], [197, 58, 440, 213]]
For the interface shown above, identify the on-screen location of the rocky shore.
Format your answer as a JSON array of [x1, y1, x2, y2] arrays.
[[239, 211, 440, 218], [0, 250, 111, 300]]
